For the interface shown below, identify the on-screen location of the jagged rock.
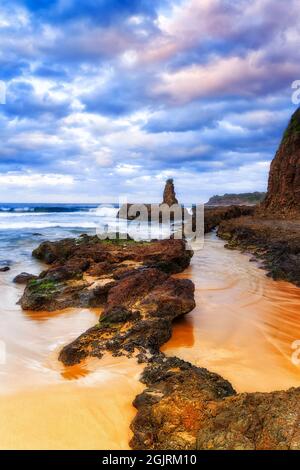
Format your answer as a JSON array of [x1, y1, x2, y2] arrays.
[[258, 108, 300, 217], [59, 268, 195, 366], [117, 178, 182, 221], [130, 357, 236, 450], [162, 178, 178, 206], [130, 356, 300, 450], [32, 238, 77, 264], [196, 387, 300, 450], [19, 236, 193, 311], [18, 277, 109, 311]]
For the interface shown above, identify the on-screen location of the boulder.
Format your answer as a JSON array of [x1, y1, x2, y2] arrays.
[[13, 272, 37, 284]]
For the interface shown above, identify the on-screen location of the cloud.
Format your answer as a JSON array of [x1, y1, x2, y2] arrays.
[[0, 171, 74, 187], [154, 53, 298, 103], [0, 0, 299, 202]]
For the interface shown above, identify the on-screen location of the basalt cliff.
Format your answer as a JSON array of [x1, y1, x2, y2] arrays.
[[257, 108, 300, 218]]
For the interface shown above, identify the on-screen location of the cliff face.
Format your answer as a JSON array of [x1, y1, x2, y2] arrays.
[[258, 108, 300, 217], [162, 178, 178, 206]]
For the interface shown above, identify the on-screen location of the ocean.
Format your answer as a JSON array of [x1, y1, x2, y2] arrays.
[[0, 203, 127, 268], [0, 202, 178, 268]]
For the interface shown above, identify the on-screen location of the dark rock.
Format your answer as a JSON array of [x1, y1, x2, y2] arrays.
[[59, 268, 195, 366], [40, 258, 90, 282], [257, 108, 300, 217], [20, 236, 193, 312], [202, 205, 255, 233], [32, 238, 77, 264], [162, 178, 178, 206], [218, 217, 300, 286], [13, 272, 37, 284], [0, 266, 10, 272], [19, 276, 116, 311]]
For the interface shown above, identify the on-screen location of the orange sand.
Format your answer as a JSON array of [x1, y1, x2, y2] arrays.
[[0, 233, 300, 448]]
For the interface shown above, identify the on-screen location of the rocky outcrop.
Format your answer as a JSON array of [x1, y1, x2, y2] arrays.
[[206, 192, 266, 207], [257, 108, 300, 217], [130, 357, 300, 450], [203, 205, 255, 233], [59, 269, 195, 365], [218, 217, 300, 286], [130, 356, 235, 450], [18, 234, 195, 366], [117, 178, 182, 221], [162, 178, 178, 206], [19, 236, 193, 311]]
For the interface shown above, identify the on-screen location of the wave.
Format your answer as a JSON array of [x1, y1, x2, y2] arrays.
[[88, 206, 119, 217], [0, 205, 99, 214], [0, 222, 101, 229]]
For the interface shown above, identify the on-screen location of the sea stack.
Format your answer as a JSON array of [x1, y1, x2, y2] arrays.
[[162, 178, 178, 206], [258, 108, 300, 217]]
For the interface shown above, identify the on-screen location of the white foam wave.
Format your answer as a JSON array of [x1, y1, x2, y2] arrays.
[[0, 222, 100, 229], [88, 206, 118, 217]]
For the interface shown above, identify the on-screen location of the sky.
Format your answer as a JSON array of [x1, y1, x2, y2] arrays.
[[0, 0, 299, 203]]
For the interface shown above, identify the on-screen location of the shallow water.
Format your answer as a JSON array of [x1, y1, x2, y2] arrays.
[[0, 231, 300, 448], [163, 233, 300, 393], [0, 258, 143, 450]]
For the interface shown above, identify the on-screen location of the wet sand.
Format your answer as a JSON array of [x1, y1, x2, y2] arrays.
[[0, 368, 143, 450], [0, 232, 300, 448], [0, 261, 143, 449]]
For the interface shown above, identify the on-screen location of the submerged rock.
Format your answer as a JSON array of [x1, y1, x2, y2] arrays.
[[0, 266, 10, 272]]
